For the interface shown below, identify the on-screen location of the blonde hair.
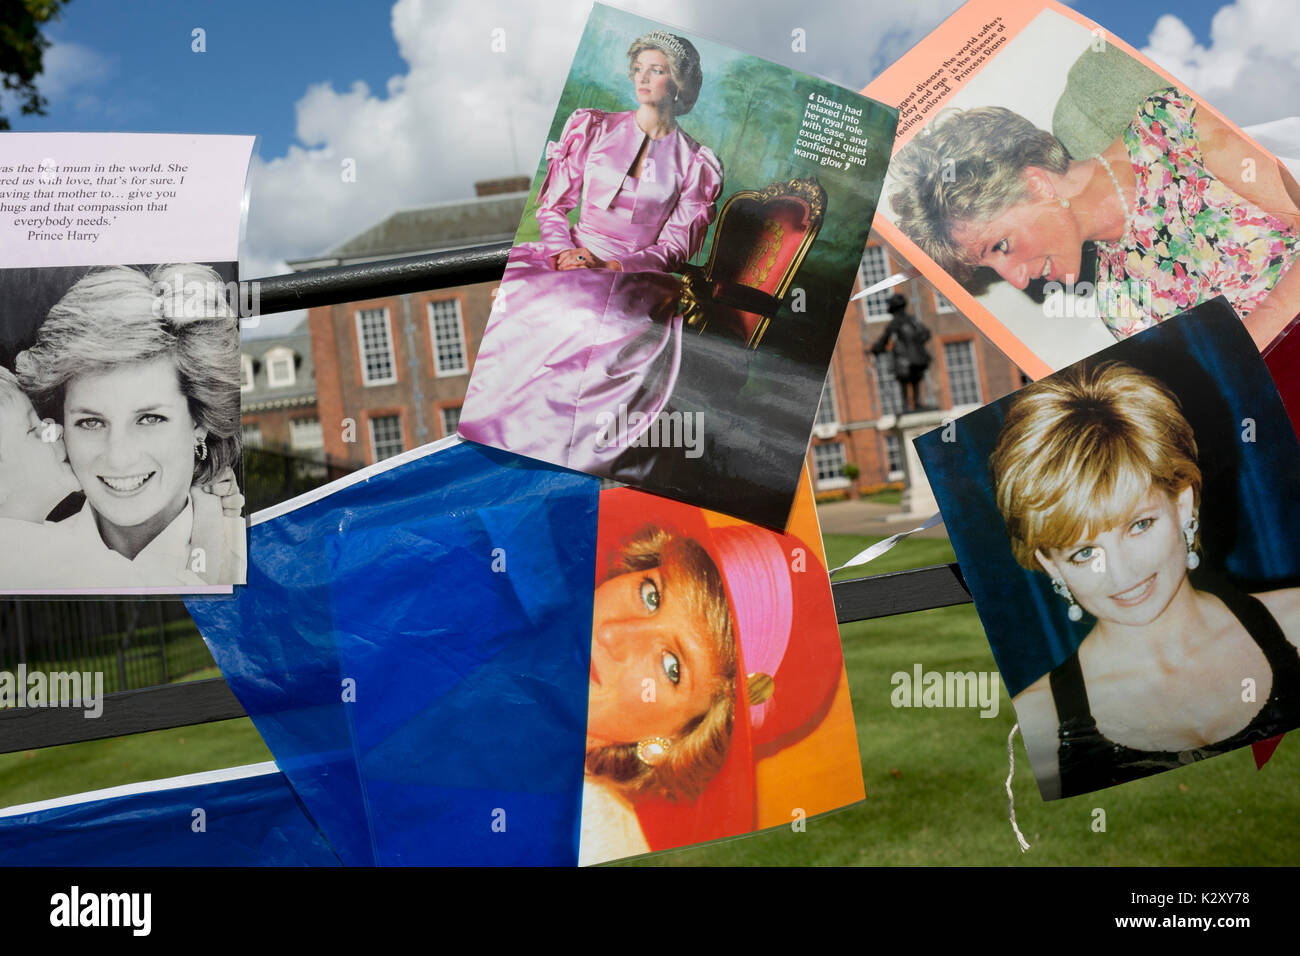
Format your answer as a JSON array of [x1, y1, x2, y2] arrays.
[[889, 106, 1071, 283], [16, 264, 241, 486], [990, 361, 1201, 569], [586, 526, 737, 802], [627, 32, 703, 116]]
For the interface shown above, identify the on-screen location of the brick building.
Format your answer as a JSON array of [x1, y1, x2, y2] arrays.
[[807, 239, 1027, 496], [239, 323, 322, 458], [286, 184, 1026, 492], [288, 177, 529, 467]]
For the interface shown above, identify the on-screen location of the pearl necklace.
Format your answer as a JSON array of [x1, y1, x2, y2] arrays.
[[1094, 153, 1134, 239]]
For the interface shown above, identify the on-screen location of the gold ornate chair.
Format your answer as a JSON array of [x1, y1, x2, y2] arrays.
[[679, 177, 827, 349]]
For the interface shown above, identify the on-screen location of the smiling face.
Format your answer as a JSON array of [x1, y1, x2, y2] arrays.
[[951, 168, 1083, 289], [0, 391, 79, 522], [587, 567, 721, 747], [1036, 485, 1194, 627], [63, 355, 202, 536], [630, 49, 674, 109]]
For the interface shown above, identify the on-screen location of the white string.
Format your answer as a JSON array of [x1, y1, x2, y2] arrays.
[[827, 513, 944, 575], [1006, 723, 1031, 852], [849, 267, 921, 302]]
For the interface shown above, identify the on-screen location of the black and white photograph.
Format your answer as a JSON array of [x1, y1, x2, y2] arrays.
[[0, 262, 247, 592]]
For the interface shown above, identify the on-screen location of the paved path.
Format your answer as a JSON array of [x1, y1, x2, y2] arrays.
[[814, 498, 949, 539]]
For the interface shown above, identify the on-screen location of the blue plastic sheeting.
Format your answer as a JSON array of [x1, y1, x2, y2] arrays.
[[0, 766, 340, 866], [188, 440, 599, 865]]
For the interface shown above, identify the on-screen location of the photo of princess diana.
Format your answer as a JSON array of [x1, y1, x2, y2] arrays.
[[917, 298, 1300, 799], [459, 5, 896, 529], [877, 4, 1300, 375], [0, 262, 247, 592], [580, 482, 863, 864]]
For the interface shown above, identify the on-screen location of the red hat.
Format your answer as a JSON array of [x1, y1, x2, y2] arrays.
[[593, 487, 844, 849]]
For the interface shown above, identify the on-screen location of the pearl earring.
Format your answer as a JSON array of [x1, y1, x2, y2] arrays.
[[636, 737, 671, 767], [1052, 577, 1083, 622], [1183, 517, 1200, 570], [1059, 197, 1071, 209]]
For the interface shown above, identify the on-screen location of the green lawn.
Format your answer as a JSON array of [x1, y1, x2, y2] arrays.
[[827, 531, 957, 581], [621, 534, 1300, 865], [861, 488, 903, 505], [3, 533, 1294, 865], [0, 718, 272, 809]]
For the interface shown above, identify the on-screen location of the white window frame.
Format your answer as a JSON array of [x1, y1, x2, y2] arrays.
[[814, 374, 839, 428], [944, 339, 983, 407], [932, 288, 957, 314], [883, 432, 905, 482], [440, 405, 462, 438], [812, 442, 849, 490], [289, 416, 323, 452], [368, 414, 404, 462], [857, 245, 893, 321], [356, 308, 398, 386], [240, 354, 254, 393], [241, 423, 262, 449], [874, 351, 906, 418], [429, 299, 469, 377], [264, 346, 297, 388]]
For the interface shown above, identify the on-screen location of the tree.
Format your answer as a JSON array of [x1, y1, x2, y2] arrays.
[[715, 59, 799, 165], [1, 0, 71, 131]]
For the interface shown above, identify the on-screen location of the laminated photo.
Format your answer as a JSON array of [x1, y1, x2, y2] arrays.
[[1, 133, 254, 592], [916, 299, 1300, 799], [581, 478, 863, 864], [863, 0, 1300, 378], [459, 3, 897, 529]]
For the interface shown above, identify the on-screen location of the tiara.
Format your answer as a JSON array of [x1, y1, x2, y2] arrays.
[[641, 30, 693, 66]]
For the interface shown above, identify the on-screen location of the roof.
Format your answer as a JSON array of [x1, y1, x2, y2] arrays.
[[241, 328, 316, 409], [286, 192, 528, 269]]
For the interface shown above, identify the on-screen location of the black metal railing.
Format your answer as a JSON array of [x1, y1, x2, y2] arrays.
[[0, 244, 971, 755], [0, 601, 201, 694]]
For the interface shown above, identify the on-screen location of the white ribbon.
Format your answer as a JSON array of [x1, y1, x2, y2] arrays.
[[827, 512, 944, 575], [1006, 723, 1031, 852], [848, 267, 920, 302]]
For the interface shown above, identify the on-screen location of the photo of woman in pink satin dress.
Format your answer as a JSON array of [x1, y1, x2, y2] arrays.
[[458, 29, 723, 475]]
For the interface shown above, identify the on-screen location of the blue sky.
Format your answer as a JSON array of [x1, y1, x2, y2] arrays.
[[22, 1, 1226, 154], [20, 1, 409, 157], [8, 0, 1294, 336]]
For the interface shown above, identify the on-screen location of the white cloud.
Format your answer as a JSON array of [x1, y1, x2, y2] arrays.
[[242, 0, 962, 277], [1141, 0, 1300, 127], [38, 41, 115, 102], [29, 40, 120, 123]]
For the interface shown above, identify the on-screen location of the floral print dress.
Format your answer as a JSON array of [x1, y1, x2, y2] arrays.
[[1094, 87, 1300, 339]]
